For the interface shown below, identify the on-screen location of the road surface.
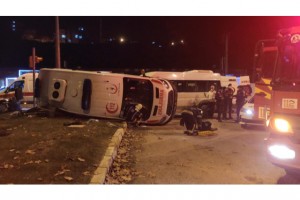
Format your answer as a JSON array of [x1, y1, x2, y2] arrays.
[[128, 117, 294, 184]]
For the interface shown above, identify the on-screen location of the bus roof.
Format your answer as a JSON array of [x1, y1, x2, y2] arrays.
[[146, 70, 221, 81]]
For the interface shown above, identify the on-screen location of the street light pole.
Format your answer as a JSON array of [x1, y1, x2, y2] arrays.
[[55, 16, 61, 69]]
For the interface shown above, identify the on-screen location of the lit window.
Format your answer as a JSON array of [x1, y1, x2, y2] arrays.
[[61, 34, 66, 39], [79, 35, 83, 39], [75, 34, 79, 39], [152, 41, 156, 44]]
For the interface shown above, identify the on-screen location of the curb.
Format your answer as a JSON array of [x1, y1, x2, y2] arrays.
[[90, 122, 127, 184]]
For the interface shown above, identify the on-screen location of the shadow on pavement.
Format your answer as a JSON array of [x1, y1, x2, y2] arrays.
[[277, 173, 300, 184]]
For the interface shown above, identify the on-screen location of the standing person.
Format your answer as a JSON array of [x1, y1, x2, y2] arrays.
[[222, 86, 229, 119], [215, 87, 225, 122], [225, 83, 235, 119], [205, 85, 216, 118], [235, 85, 246, 122], [206, 85, 216, 100]]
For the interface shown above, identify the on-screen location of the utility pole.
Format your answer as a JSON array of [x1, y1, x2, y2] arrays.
[[224, 32, 229, 75], [99, 17, 103, 43], [32, 47, 36, 107], [55, 16, 61, 69]]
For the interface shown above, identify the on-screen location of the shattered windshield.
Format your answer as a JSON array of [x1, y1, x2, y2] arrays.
[[122, 77, 153, 119], [274, 41, 300, 82]]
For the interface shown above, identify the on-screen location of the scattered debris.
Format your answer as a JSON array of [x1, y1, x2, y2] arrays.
[[25, 149, 36, 155], [67, 124, 86, 128], [106, 122, 117, 127], [63, 121, 83, 126], [77, 157, 86, 162], [64, 176, 73, 181], [82, 171, 90, 176], [87, 119, 99, 123]]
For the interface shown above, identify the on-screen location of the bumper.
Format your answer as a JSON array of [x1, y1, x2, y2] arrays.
[[239, 117, 265, 126]]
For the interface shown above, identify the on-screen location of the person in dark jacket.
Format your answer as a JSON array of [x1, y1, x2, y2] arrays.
[[215, 87, 225, 122], [235, 85, 246, 122], [224, 84, 235, 119]]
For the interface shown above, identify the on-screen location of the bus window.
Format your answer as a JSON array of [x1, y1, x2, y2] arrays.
[[186, 81, 197, 92]]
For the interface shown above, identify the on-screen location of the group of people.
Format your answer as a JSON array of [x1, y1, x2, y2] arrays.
[[207, 84, 246, 122]]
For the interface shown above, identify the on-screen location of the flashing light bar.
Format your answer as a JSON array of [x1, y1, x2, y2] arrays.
[[5, 77, 17, 87], [18, 69, 40, 77]]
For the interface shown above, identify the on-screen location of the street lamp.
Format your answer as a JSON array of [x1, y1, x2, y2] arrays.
[[120, 37, 125, 43]]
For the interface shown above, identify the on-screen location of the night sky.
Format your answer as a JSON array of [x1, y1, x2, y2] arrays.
[[1, 16, 300, 74]]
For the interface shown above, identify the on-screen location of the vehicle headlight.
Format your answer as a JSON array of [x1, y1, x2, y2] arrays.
[[241, 108, 253, 116], [270, 118, 293, 134], [245, 109, 253, 115], [268, 145, 295, 160]]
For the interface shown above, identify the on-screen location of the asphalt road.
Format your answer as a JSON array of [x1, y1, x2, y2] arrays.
[[128, 117, 299, 184]]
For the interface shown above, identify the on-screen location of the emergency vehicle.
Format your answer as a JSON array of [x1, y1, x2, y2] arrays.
[[0, 73, 38, 105], [145, 70, 250, 117], [264, 26, 300, 175], [36, 68, 177, 125], [146, 70, 221, 117], [240, 40, 277, 127]]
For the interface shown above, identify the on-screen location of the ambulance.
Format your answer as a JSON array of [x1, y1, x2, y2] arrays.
[[0, 73, 38, 105], [36, 68, 177, 125]]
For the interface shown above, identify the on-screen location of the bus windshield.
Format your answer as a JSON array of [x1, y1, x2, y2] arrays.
[[122, 77, 153, 119], [274, 42, 300, 82]]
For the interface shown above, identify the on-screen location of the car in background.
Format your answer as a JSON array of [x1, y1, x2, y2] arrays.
[[239, 95, 266, 128]]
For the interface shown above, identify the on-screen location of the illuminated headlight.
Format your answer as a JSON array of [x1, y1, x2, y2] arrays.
[[268, 145, 295, 160], [241, 107, 253, 116], [245, 109, 253, 115], [271, 118, 293, 134]]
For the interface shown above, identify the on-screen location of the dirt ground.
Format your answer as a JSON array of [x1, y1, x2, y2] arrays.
[[0, 109, 123, 184]]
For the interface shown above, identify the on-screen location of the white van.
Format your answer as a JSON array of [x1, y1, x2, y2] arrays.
[[0, 73, 38, 105], [220, 75, 238, 95], [36, 68, 177, 125], [145, 70, 222, 117]]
